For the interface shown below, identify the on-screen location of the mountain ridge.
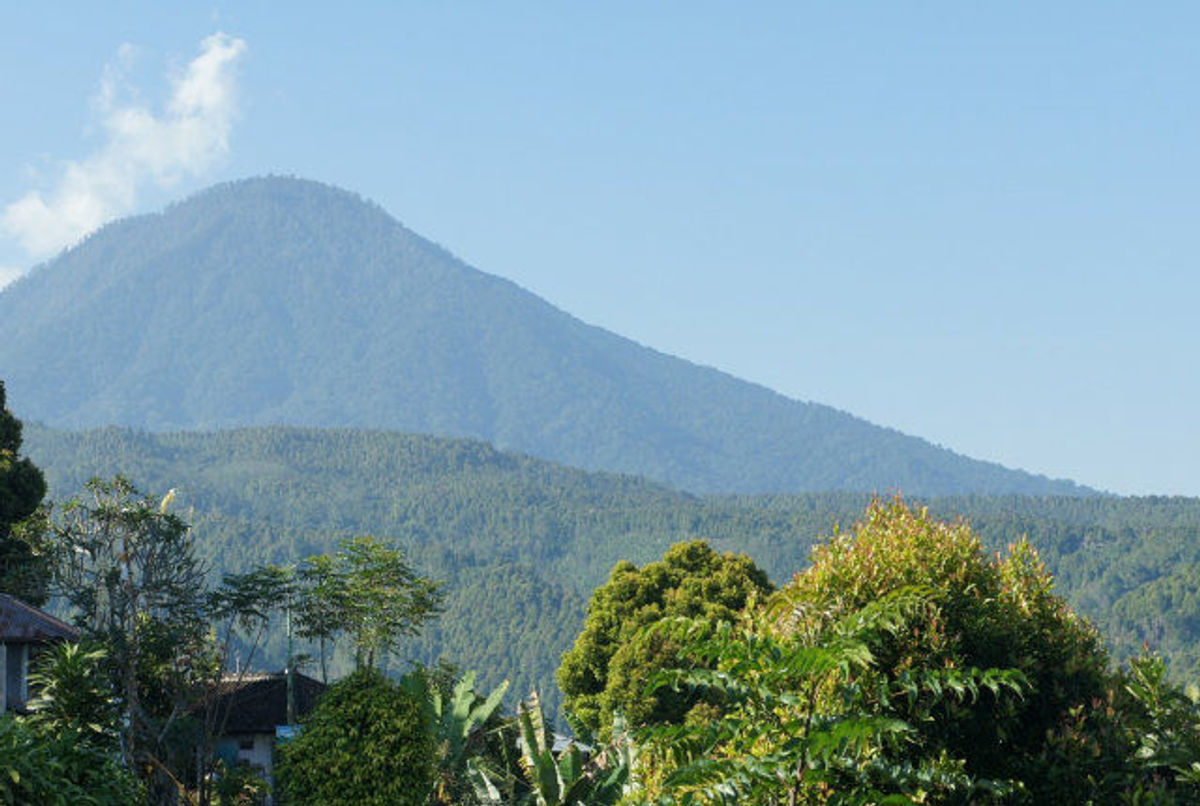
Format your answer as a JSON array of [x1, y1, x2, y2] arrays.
[[0, 175, 1091, 496]]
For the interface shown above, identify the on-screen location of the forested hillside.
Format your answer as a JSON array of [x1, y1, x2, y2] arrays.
[[25, 424, 1200, 716], [0, 176, 1089, 496]]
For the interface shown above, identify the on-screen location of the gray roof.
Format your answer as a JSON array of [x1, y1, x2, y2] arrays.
[[0, 594, 79, 643]]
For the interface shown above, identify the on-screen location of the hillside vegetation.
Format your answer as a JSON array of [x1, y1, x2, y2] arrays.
[[0, 176, 1088, 496], [24, 424, 1200, 716]]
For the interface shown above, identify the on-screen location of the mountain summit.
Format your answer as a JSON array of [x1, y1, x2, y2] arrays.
[[0, 177, 1086, 495]]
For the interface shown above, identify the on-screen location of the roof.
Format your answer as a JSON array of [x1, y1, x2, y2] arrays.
[[210, 671, 326, 734], [0, 594, 79, 643]]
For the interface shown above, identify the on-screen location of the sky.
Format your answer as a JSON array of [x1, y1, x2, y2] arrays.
[[1, 3, 1197, 496]]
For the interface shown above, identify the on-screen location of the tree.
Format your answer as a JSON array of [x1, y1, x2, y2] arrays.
[[277, 667, 435, 806], [557, 540, 773, 736], [0, 379, 49, 604], [633, 591, 1026, 805], [772, 498, 1114, 803], [1120, 654, 1200, 802], [293, 535, 443, 678], [45, 476, 210, 782], [197, 564, 296, 806], [515, 692, 630, 806]]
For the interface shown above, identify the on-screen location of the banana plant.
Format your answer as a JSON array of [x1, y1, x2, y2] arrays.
[[403, 669, 510, 805], [513, 691, 629, 806]]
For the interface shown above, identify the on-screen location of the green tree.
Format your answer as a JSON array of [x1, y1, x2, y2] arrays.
[[197, 564, 296, 806], [294, 536, 443, 678], [40, 479, 325, 805], [0, 379, 49, 604], [469, 691, 631, 806], [773, 498, 1113, 803], [277, 667, 435, 806], [557, 540, 772, 736], [633, 590, 1026, 805], [44, 477, 210, 787], [1114, 653, 1200, 802]]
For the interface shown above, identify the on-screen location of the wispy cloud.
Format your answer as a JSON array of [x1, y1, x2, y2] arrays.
[[1, 33, 246, 261]]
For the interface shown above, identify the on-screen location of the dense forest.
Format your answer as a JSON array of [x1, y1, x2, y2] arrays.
[[24, 423, 1200, 717]]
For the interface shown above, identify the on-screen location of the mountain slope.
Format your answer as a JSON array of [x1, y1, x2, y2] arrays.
[[22, 424, 1200, 714], [0, 176, 1086, 495]]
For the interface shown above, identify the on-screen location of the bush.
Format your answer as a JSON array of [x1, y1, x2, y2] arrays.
[[0, 714, 142, 806], [277, 668, 434, 806]]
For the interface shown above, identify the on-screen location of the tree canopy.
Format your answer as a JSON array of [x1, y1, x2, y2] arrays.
[[557, 540, 773, 735], [771, 497, 1114, 802], [293, 535, 443, 678], [0, 379, 49, 603]]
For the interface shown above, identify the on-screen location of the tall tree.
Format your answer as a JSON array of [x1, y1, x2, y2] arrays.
[[293, 536, 443, 677], [46, 477, 209, 778], [0, 379, 49, 604]]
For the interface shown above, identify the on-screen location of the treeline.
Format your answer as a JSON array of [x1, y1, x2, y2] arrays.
[[24, 424, 1200, 716]]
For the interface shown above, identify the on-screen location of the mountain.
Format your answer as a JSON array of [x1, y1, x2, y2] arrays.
[[22, 424, 1200, 715], [0, 176, 1087, 495]]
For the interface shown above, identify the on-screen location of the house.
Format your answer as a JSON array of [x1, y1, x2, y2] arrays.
[[0, 593, 79, 713], [207, 671, 325, 794]]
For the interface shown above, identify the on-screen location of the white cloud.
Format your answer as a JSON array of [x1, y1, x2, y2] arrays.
[[1, 33, 246, 260], [0, 265, 23, 291]]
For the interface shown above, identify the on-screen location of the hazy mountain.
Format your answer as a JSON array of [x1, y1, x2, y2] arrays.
[[0, 176, 1087, 495]]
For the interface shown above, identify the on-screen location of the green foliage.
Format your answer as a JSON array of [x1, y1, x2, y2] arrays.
[[401, 668, 511, 805], [495, 691, 628, 806], [294, 535, 443, 675], [22, 424, 1200, 725], [26, 641, 119, 743], [0, 379, 48, 604], [635, 591, 1026, 805], [277, 667, 435, 806], [1118, 654, 1200, 802], [775, 498, 1113, 803], [211, 758, 271, 806], [206, 563, 294, 674], [0, 714, 143, 806], [557, 540, 773, 736]]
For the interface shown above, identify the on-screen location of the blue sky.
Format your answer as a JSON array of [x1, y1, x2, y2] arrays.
[[2, 3, 1197, 495]]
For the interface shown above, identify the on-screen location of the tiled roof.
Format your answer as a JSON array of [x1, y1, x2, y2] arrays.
[[0, 594, 79, 643]]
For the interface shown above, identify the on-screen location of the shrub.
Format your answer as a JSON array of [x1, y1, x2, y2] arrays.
[[277, 668, 434, 806], [0, 714, 142, 806]]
